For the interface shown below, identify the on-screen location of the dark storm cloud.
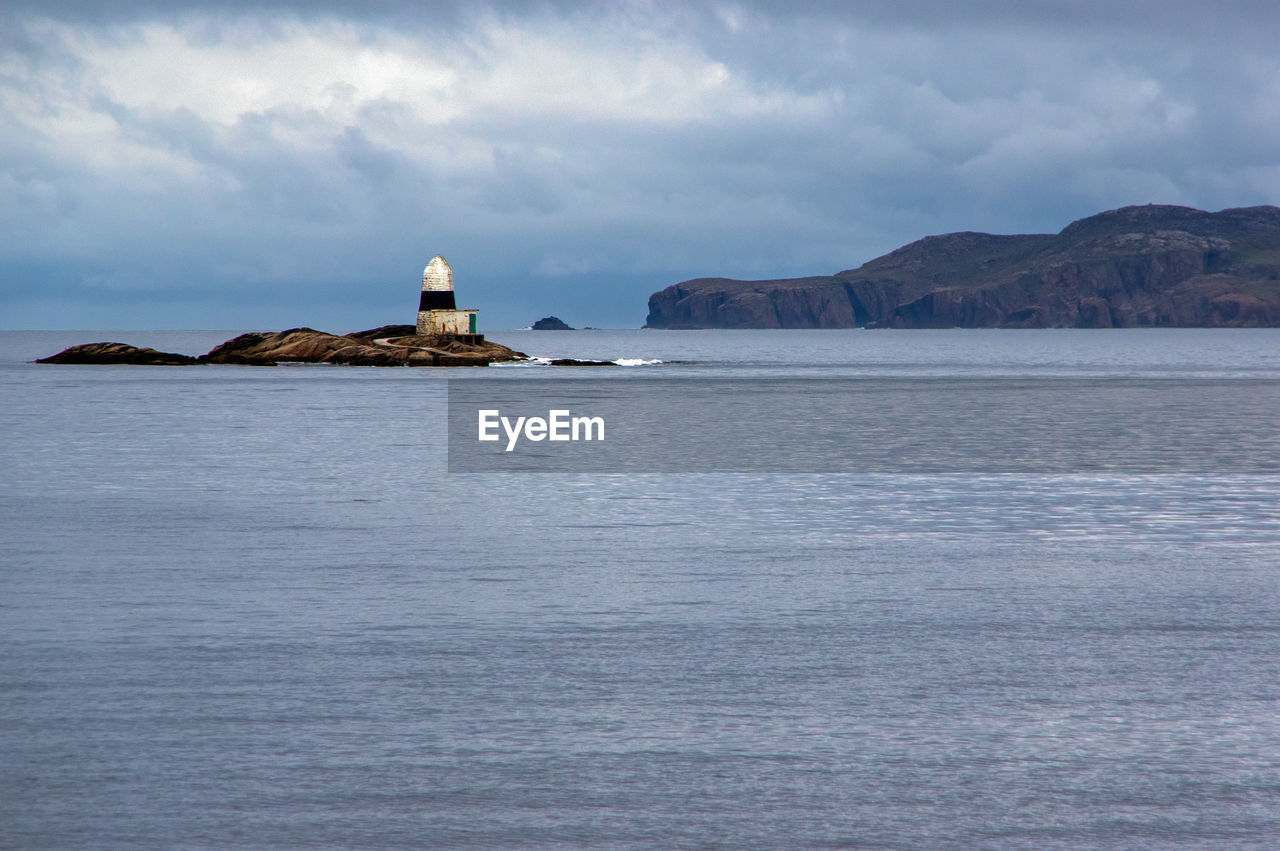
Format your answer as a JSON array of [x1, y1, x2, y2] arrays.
[[3, 1, 1280, 328]]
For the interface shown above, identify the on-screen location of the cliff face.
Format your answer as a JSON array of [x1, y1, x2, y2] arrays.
[[644, 205, 1280, 328]]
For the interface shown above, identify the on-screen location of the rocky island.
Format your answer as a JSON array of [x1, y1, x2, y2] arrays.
[[39, 253, 540, 367], [38, 325, 526, 367], [645, 204, 1280, 328], [531, 316, 573, 330]]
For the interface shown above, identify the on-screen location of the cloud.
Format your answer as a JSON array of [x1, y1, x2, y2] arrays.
[[2, 2, 1280, 328]]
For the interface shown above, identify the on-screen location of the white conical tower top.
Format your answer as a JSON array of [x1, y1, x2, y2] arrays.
[[422, 255, 453, 292]]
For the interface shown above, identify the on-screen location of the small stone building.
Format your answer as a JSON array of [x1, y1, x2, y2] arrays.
[[416, 255, 481, 341]]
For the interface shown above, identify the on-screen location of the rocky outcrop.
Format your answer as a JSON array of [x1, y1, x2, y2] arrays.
[[347, 324, 417, 338], [644, 205, 1280, 328], [36, 342, 197, 365], [38, 327, 527, 367], [532, 316, 573, 330]]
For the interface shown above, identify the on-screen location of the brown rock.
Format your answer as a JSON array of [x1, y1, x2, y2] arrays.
[[345, 324, 418, 340], [40, 328, 527, 367], [36, 342, 197, 365], [195, 328, 525, 366]]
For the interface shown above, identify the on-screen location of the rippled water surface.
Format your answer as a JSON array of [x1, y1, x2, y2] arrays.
[[2, 329, 1279, 848]]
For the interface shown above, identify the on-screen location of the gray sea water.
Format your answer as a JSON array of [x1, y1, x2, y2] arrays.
[[3, 328, 1280, 849]]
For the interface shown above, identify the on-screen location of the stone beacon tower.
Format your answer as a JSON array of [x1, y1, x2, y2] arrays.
[[416, 255, 481, 342]]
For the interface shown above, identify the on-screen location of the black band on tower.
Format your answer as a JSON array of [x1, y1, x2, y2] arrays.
[[419, 290, 457, 311]]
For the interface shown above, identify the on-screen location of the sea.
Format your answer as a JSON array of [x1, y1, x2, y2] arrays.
[[2, 328, 1279, 849]]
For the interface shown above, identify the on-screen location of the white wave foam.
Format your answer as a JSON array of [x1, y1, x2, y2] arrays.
[[496, 355, 662, 367], [490, 356, 550, 367]]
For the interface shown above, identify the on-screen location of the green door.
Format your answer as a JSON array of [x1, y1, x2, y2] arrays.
[[469, 313, 477, 333]]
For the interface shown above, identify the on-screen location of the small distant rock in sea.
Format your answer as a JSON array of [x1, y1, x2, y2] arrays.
[[531, 316, 573, 330]]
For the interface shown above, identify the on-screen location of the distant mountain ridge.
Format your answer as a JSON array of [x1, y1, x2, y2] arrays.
[[644, 205, 1280, 328]]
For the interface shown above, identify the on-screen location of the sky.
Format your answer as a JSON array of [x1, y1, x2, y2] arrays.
[[3, 1, 1280, 330]]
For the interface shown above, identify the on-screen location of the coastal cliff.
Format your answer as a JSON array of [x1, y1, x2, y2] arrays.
[[645, 205, 1280, 328]]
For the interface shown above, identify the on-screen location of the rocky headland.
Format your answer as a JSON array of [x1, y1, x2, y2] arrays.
[[38, 325, 527, 367], [645, 205, 1280, 328]]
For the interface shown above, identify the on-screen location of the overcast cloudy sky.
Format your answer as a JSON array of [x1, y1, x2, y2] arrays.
[[3, 1, 1279, 329]]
